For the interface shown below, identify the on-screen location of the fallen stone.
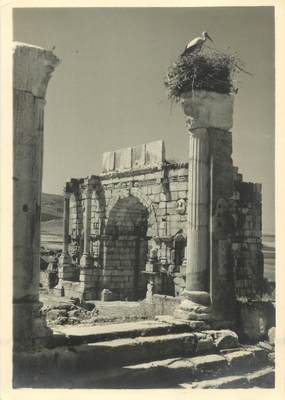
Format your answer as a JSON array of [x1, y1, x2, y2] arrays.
[[192, 374, 248, 389], [268, 327, 275, 346], [258, 341, 273, 352], [82, 302, 96, 311], [224, 350, 254, 370], [54, 316, 68, 325], [190, 354, 228, 374], [214, 331, 239, 350], [195, 333, 215, 354], [47, 309, 67, 321]]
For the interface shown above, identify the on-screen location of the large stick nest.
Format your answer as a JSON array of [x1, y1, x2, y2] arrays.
[[164, 47, 246, 101]]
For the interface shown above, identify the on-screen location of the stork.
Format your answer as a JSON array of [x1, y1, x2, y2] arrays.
[[181, 31, 213, 57]]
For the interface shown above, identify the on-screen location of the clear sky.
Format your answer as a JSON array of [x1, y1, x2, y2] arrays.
[[13, 7, 275, 234]]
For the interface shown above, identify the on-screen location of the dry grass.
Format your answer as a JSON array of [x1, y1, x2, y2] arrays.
[[164, 47, 246, 101]]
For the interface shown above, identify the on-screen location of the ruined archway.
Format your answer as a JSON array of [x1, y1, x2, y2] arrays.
[[103, 195, 149, 300]]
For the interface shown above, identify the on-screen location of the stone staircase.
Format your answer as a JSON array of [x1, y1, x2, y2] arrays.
[[14, 318, 275, 388]]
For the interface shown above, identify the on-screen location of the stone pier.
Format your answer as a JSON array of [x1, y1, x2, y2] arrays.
[[13, 42, 59, 350], [175, 90, 237, 328], [79, 178, 98, 299], [57, 186, 75, 283]]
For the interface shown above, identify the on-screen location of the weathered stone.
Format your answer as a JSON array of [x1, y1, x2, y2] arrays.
[[13, 42, 59, 351], [190, 354, 228, 373], [192, 375, 248, 389], [213, 330, 239, 350], [181, 91, 234, 131], [268, 326, 275, 345], [258, 341, 273, 352], [224, 350, 254, 370]]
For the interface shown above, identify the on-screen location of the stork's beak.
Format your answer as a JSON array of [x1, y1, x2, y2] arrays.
[[207, 33, 213, 42]]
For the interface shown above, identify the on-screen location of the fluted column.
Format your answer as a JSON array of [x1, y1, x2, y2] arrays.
[[174, 90, 236, 327], [186, 128, 210, 294], [57, 188, 77, 285], [62, 191, 71, 255], [80, 182, 92, 264], [79, 179, 97, 299], [13, 42, 59, 350]]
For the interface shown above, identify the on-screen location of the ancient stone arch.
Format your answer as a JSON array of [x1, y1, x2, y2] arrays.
[[106, 187, 158, 237]]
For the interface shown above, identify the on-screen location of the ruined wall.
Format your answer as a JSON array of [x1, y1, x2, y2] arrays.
[[231, 168, 263, 298], [59, 140, 263, 301]]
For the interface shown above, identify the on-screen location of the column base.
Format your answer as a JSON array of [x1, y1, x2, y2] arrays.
[[80, 253, 93, 268], [13, 300, 52, 352], [58, 253, 77, 281], [173, 290, 213, 326]]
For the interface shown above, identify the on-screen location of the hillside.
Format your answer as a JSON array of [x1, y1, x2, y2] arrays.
[[41, 192, 64, 221], [41, 193, 63, 249]]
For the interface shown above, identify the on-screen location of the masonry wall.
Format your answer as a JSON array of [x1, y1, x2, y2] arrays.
[[60, 140, 263, 301]]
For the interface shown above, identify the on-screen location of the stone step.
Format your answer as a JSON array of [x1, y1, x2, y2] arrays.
[[52, 319, 198, 345], [55, 350, 273, 389], [14, 337, 273, 388], [72, 334, 266, 371], [186, 366, 275, 388]]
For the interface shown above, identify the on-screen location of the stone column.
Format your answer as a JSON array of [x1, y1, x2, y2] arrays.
[[81, 182, 92, 261], [57, 187, 77, 284], [186, 128, 210, 296], [175, 90, 236, 327], [13, 42, 59, 350], [79, 179, 97, 299]]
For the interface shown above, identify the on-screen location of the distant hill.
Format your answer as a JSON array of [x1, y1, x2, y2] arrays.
[[41, 193, 63, 249], [41, 192, 63, 221]]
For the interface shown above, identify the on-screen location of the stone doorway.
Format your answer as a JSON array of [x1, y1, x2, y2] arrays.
[[104, 195, 149, 300]]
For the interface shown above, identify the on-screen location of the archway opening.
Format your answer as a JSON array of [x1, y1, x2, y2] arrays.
[[104, 195, 149, 300]]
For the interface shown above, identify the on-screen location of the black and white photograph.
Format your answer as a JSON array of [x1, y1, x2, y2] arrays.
[[0, 0, 284, 395]]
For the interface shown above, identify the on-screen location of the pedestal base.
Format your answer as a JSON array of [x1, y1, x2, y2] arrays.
[[13, 301, 52, 351], [173, 290, 212, 326]]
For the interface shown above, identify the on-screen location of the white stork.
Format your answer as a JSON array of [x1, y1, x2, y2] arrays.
[[181, 31, 213, 57]]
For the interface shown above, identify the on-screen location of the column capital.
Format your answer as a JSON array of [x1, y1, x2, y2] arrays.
[[181, 90, 234, 131], [13, 42, 60, 98]]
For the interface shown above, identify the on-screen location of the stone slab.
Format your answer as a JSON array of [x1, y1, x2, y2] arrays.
[[52, 319, 192, 344], [102, 140, 165, 173]]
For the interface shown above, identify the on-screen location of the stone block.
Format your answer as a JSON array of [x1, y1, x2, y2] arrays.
[[225, 350, 254, 370], [237, 301, 275, 341], [213, 331, 239, 350], [192, 375, 248, 389], [181, 90, 234, 130], [190, 354, 228, 374], [145, 140, 165, 167]]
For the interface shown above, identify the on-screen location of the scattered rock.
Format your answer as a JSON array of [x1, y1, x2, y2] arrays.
[[70, 297, 80, 306], [54, 316, 69, 325], [82, 302, 96, 311], [214, 331, 239, 350], [258, 341, 273, 352], [47, 309, 67, 321]]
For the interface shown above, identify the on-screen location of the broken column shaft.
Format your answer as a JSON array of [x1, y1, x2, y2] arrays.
[[175, 90, 237, 328], [13, 42, 59, 350]]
